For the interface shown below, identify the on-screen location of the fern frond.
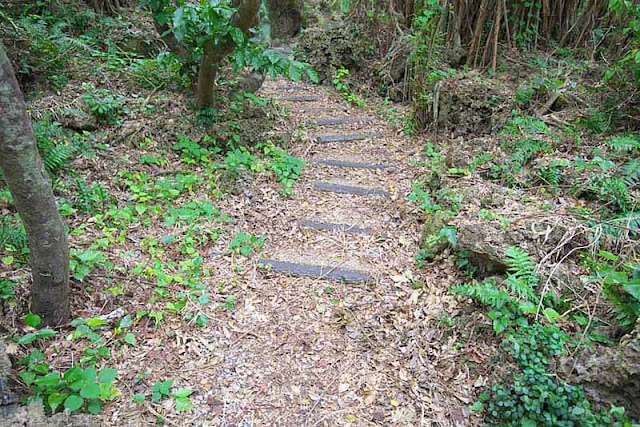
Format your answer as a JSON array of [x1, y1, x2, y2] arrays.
[[601, 177, 631, 212], [511, 138, 551, 171], [600, 212, 640, 241], [605, 135, 640, 153], [451, 280, 514, 309], [537, 159, 569, 189], [504, 246, 538, 301], [622, 159, 640, 187], [42, 144, 76, 172]]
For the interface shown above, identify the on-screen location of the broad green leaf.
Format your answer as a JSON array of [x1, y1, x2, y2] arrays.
[[80, 383, 101, 399], [124, 333, 137, 346], [519, 301, 537, 314], [175, 396, 193, 412], [119, 315, 133, 329], [543, 307, 561, 323], [87, 400, 102, 415], [24, 312, 42, 328], [470, 401, 483, 412], [98, 368, 118, 384], [17, 333, 38, 345], [64, 394, 84, 412], [623, 282, 640, 301], [173, 388, 193, 398], [48, 392, 68, 412], [36, 329, 57, 339], [86, 318, 108, 328], [19, 371, 36, 385], [34, 372, 61, 387]]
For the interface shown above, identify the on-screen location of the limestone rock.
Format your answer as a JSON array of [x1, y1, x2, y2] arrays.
[[561, 323, 640, 419]]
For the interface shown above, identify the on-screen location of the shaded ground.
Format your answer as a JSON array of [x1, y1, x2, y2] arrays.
[[1, 76, 477, 425]]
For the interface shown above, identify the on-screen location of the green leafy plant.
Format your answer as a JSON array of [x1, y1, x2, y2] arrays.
[[172, 135, 212, 164], [82, 84, 123, 124], [451, 246, 543, 334], [140, 380, 194, 412], [32, 117, 87, 174], [332, 66, 365, 107], [74, 178, 110, 214], [70, 249, 109, 281], [228, 232, 264, 256], [588, 250, 640, 331], [261, 142, 305, 194], [18, 349, 119, 414], [0, 214, 28, 261], [481, 323, 627, 425], [222, 148, 263, 182], [0, 278, 16, 300], [408, 184, 442, 214]]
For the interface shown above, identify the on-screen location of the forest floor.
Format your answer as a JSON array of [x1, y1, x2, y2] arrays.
[[2, 5, 639, 426], [95, 80, 475, 425], [2, 77, 477, 425]]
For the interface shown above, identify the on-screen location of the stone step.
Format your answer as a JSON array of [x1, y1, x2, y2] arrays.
[[311, 159, 396, 170], [298, 220, 372, 235], [311, 182, 391, 197], [275, 95, 320, 102], [311, 116, 374, 126], [289, 107, 338, 113], [313, 132, 381, 143], [258, 259, 374, 283], [275, 84, 312, 91]]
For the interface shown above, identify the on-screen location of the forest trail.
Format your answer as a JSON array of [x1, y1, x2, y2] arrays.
[[128, 80, 471, 426], [92, 78, 477, 426]]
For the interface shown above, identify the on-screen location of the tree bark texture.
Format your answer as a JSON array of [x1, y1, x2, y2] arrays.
[[0, 43, 70, 326]]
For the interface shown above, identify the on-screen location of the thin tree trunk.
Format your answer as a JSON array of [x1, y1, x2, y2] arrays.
[[468, 0, 489, 67], [195, 0, 261, 109], [0, 44, 70, 326], [492, 0, 502, 73], [196, 44, 218, 109]]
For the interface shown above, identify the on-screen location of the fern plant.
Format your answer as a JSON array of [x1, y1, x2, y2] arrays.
[[504, 246, 539, 301], [510, 138, 551, 172], [33, 117, 80, 174], [536, 159, 570, 191], [622, 158, 640, 187], [604, 134, 640, 153], [451, 246, 541, 334]]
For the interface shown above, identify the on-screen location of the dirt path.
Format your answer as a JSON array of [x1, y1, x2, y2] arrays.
[[108, 80, 472, 426]]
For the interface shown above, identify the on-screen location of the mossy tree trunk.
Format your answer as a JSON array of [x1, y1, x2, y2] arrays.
[[0, 43, 70, 326]]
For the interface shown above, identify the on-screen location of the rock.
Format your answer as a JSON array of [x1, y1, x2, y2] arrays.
[[420, 211, 453, 259], [3, 402, 100, 426], [454, 216, 587, 292], [267, 0, 303, 40], [296, 24, 367, 83], [228, 71, 266, 99], [560, 323, 640, 419], [416, 71, 513, 135], [61, 112, 98, 132]]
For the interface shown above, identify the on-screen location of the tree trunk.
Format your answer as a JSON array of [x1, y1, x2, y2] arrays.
[[196, 44, 219, 110], [0, 43, 70, 326], [89, 0, 125, 15], [195, 0, 262, 109]]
